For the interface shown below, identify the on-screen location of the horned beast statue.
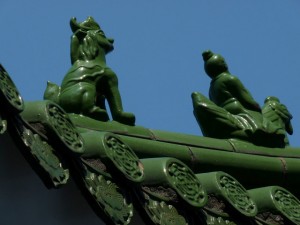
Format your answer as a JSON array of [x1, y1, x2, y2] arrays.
[[44, 16, 135, 126]]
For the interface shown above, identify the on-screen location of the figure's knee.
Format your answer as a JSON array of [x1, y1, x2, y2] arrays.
[[82, 88, 96, 104]]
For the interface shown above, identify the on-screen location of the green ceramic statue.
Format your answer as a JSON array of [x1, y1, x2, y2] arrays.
[[44, 17, 135, 126], [192, 50, 292, 147], [262, 96, 293, 145]]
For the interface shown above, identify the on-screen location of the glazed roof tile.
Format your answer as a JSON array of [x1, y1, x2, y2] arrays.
[[1, 64, 300, 224]]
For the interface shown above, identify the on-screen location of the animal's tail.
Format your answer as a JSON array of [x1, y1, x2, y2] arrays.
[[43, 81, 60, 104]]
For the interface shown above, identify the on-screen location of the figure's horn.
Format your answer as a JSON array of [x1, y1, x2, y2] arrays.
[[70, 17, 80, 33]]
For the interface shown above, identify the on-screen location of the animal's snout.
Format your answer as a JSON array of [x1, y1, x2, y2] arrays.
[[108, 38, 114, 44]]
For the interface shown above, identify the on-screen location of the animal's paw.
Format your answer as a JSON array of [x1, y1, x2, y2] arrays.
[[113, 112, 135, 126]]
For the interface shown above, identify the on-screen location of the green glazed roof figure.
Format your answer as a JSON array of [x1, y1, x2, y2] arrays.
[[263, 96, 293, 145], [192, 50, 292, 147], [203, 50, 261, 114], [44, 17, 135, 126]]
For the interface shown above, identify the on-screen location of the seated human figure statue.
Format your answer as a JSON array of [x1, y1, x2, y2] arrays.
[[202, 50, 261, 116], [44, 17, 135, 126], [192, 50, 289, 147]]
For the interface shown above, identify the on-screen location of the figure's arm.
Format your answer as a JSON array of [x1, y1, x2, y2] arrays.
[[227, 75, 261, 112], [286, 121, 293, 135], [276, 102, 294, 135]]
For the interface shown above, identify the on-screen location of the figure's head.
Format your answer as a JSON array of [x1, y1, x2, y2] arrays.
[[264, 96, 280, 104], [70, 16, 101, 32], [70, 17, 114, 57], [202, 50, 228, 78]]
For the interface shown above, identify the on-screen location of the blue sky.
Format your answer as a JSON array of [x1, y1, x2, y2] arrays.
[[1, 1, 300, 224], [1, 1, 300, 145]]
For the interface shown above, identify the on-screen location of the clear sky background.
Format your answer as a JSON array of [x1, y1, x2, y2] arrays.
[[0, 1, 300, 224]]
